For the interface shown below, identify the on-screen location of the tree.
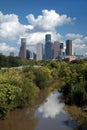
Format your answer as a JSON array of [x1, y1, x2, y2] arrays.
[[34, 67, 51, 89], [72, 81, 87, 106]]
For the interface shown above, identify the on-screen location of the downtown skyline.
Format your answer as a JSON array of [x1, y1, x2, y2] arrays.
[[19, 34, 74, 61], [0, 0, 87, 56]]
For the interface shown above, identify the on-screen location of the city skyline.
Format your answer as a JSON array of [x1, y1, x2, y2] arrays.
[[18, 34, 74, 61], [0, 0, 87, 56]]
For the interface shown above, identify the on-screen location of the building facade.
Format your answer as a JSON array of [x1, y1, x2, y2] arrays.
[[26, 49, 30, 59], [45, 41, 53, 60], [45, 34, 51, 43], [36, 43, 43, 61], [60, 43, 64, 55], [19, 38, 26, 59], [66, 40, 72, 55], [45, 34, 53, 60], [53, 41, 60, 59]]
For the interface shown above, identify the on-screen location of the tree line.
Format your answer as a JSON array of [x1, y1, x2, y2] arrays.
[[0, 54, 28, 68]]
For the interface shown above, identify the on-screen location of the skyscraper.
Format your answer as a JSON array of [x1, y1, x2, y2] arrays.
[[45, 34, 53, 60], [36, 43, 43, 61], [26, 49, 30, 59], [53, 41, 60, 59], [60, 43, 64, 55], [66, 40, 72, 55], [45, 34, 51, 43], [19, 38, 26, 59]]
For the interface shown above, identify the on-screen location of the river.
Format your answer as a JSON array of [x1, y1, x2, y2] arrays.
[[0, 91, 75, 130]]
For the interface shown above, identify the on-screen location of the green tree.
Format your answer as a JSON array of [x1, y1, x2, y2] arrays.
[[34, 67, 51, 89], [72, 81, 87, 106]]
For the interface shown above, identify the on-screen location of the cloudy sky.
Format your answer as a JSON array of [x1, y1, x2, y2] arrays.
[[0, 0, 87, 55]]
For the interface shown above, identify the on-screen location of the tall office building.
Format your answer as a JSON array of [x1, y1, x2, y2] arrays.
[[45, 34, 51, 43], [26, 49, 31, 59], [19, 38, 26, 59], [66, 40, 72, 55], [60, 43, 64, 55], [45, 34, 53, 60], [45, 41, 53, 60], [53, 41, 60, 59], [36, 43, 43, 61]]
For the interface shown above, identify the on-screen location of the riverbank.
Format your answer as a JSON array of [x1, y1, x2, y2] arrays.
[[0, 90, 74, 130], [0, 65, 61, 120], [64, 105, 87, 130], [1, 60, 87, 129]]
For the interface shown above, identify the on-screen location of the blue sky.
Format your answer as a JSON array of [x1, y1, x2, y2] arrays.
[[0, 0, 87, 55]]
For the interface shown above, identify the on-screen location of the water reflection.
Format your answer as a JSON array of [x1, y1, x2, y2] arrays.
[[37, 92, 64, 118], [0, 91, 74, 130], [35, 92, 73, 130]]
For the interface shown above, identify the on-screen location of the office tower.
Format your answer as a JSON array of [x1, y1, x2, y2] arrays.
[[19, 38, 26, 59], [45, 34, 51, 43], [45, 34, 53, 60], [60, 43, 64, 55], [53, 41, 60, 59], [45, 42, 53, 60], [33, 52, 36, 60], [26, 49, 31, 59], [36, 43, 43, 61], [66, 40, 72, 55]]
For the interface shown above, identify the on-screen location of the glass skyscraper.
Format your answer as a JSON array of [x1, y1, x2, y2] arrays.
[[45, 34, 51, 43], [45, 41, 53, 60], [45, 34, 53, 60]]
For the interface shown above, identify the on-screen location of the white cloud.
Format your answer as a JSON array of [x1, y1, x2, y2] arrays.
[[24, 25, 34, 30], [0, 43, 16, 52], [66, 33, 83, 39], [20, 31, 63, 45], [37, 92, 64, 118], [20, 9, 75, 46], [0, 10, 87, 56], [73, 38, 84, 44], [0, 11, 26, 41], [73, 43, 87, 55], [83, 36, 87, 42], [26, 9, 75, 31]]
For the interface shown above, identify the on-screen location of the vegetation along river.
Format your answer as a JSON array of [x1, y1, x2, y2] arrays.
[[0, 91, 76, 130]]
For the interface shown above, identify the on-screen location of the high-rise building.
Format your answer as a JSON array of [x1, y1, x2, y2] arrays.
[[45, 34, 51, 43], [53, 41, 60, 59], [19, 38, 26, 59], [60, 43, 64, 49], [36, 43, 43, 61], [60, 43, 64, 55], [26, 49, 30, 59], [45, 42, 53, 60], [45, 34, 53, 60], [66, 40, 72, 55]]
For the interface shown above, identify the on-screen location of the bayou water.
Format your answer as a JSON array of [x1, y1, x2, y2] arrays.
[[0, 91, 75, 130]]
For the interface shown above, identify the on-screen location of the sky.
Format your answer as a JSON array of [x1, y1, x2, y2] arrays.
[[0, 0, 87, 56]]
